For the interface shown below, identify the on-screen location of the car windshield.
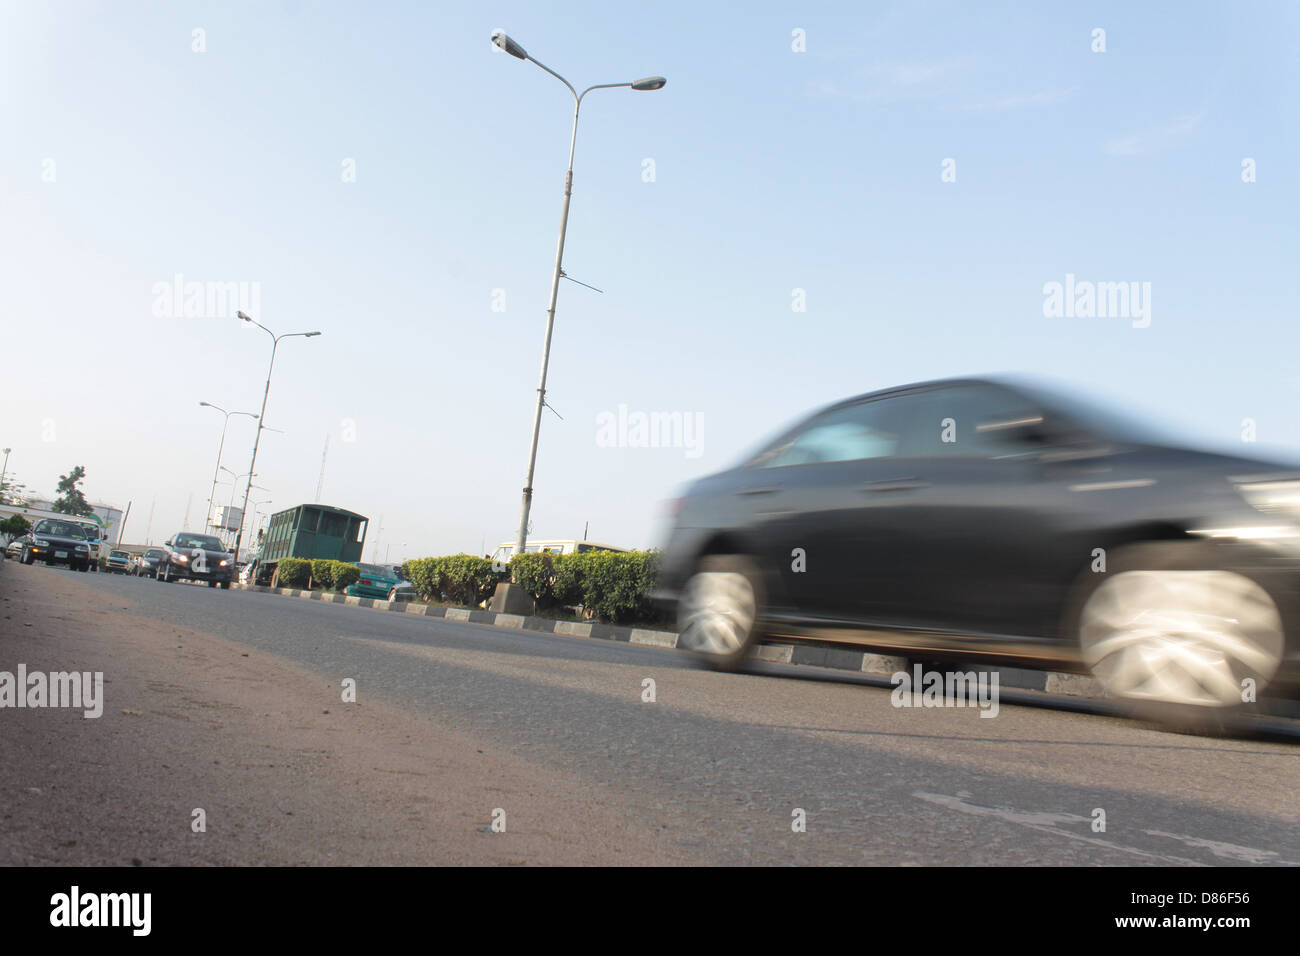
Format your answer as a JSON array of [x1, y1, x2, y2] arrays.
[[175, 534, 224, 550], [35, 520, 86, 539], [145, 550, 163, 558], [79, 525, 101, 539]]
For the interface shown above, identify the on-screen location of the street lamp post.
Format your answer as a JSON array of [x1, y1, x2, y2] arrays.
[[199, 402, 258, 536], [0, 448, 11, 505], [232, 312, 320, 562], [491, 30, 665, 559], [221, 468, 256, 549]]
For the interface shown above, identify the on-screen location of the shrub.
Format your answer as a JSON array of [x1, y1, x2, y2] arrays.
[[509, 552, 558, 605], [332, 561, 360, 591], [403, 554, 506, 606], [577, 550, 661, 624], [277, 557, 311, 588], [310, 559, 335, 591]]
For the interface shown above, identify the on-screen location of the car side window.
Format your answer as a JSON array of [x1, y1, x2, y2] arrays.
[[902, 385, 1045, 458], [754, 399, 904, 468]]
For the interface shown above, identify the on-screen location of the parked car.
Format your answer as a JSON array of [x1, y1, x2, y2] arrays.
[[157, 532, 234, 587], [134, 548, 165, 578], [656, 376, 1300, 729], [346, 563, 415, 602], [106, 549, 132, 573], [16, 519, 93, 571]]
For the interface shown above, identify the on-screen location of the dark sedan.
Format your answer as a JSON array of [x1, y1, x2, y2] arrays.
[[157, 532, 234, 587], [135, 548, 165, 578], [656, 376, 1300, 729], [17, 519, 93, 571]]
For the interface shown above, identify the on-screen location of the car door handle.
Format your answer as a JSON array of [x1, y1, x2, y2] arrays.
[[861, 477, 928, 492], [737, 487, 779, 496]]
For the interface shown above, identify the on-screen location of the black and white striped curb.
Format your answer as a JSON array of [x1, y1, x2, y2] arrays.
[[241, 583, 1109, 699]]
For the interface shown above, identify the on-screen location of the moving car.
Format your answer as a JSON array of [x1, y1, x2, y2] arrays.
[[134, 548, 165, 578], [656, 376, 1300, 728], [157, 532, 234, 588], [16, 519, 93, 571], [346, 563, 415, 602], [4, 538, 23, 560], [106, 549, 132, 573]]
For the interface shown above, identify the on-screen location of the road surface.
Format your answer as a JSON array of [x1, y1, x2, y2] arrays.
[[2, 561, 1297, 865]]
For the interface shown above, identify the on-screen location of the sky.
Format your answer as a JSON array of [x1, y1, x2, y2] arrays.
[[2, 0, 1298, 562]]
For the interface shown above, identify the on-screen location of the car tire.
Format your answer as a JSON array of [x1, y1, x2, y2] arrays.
[[675, 554, 766, 672], [79, 563, 89, 572], [1068, 541, 1286, 734], [158, 562, 171, 583], [21, 548, 33, 565], [219, 581, 230, 590]]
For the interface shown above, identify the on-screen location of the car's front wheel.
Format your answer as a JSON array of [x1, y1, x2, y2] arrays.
[[1073, 542, 1285, 732], [158, 562, 171, 583], [675, 554, 764, 671]]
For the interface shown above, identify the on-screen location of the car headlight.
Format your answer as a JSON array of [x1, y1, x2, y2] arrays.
[[34, 539, 50, 548], [1236, 480, 1300, 519], [76, 545, 88, 552], [219, 559, 229, 567], [175, 553, 189, 563]]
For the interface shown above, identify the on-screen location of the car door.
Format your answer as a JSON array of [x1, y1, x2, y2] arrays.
[[737, 394, 923, 627], [880, 383, 1104, 638]]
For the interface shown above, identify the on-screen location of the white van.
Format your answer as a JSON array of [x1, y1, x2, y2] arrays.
[[489, 539, 627, 571]]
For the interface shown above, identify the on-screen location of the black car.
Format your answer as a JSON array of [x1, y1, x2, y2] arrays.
[[135, 548, 165, 578], [17, 518, 93, 571], [656, 376, 1300, 727], [157, 532, 234, 587]]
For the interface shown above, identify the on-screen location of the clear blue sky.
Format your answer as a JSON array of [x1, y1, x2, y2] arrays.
[[2, 1, 1298, 559]]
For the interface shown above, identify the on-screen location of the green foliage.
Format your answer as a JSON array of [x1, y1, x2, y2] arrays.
[[404, 554, 506, 607], [574, 550, 662, 624], [277, 557, 311, 588], [403, 548, 664, 623], [331, 561, 360, 591], [508, 551, 558, 603], [310, 559, 335, 590], [53, 465, 94, 517], [0, 514, 31, 543]]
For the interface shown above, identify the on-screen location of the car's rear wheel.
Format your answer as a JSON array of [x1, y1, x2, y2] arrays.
[[158, 562, 171, 583], [676, 554, 764, 671], [1073, 542, 1285, 733], [220, 581, 230, 590]]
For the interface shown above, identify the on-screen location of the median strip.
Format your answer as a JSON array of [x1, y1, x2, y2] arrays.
[[238, 583, 1107, 699]]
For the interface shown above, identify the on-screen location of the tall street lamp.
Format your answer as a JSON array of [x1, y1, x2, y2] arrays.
[[0, 448, 10, 505], [491, 30, 665, 559], [199, 402, 258, 536], [232, 311, 320, 561]]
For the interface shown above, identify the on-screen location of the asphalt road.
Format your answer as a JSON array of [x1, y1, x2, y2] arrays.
[[13, 564, 1300, 865]]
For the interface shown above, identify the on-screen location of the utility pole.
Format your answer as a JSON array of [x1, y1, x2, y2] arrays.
[[315, 433, 329, 503]]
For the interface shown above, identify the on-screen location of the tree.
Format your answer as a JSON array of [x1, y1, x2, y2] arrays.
[[53, 465, 94, 517], [0, 514, 31, 543]]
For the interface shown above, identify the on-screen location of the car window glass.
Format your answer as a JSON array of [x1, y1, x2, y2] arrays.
[[902, 385, 1045, 458], [754, 399, 904, 468]]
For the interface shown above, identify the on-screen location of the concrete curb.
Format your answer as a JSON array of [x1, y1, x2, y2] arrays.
[[239, 583, 1106, 700]]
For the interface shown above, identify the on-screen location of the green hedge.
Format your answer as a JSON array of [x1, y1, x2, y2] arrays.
[[399, 549, 662, 624], [332, 562, 360, 591], [277, 557, 311, 587], [404, 554, 504, 607], [310, 559, 335, 590]]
